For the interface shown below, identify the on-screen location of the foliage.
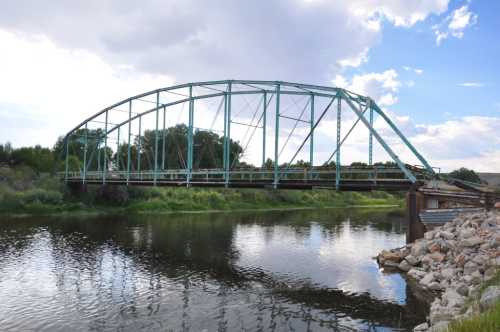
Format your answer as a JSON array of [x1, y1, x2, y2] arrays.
[[447, 301, 500, 332], [449, 167, 483, 184]]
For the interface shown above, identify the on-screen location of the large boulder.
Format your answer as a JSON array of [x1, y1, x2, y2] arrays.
[[480, 286, 500, 309]]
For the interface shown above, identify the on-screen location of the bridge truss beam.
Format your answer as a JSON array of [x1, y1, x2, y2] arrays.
[[61, 80, 435, 189]]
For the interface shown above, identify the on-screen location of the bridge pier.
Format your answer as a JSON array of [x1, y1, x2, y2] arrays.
[[406, 185, 426, 243]]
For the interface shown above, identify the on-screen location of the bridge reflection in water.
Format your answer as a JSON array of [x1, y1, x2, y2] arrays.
[[0, 209, 428, 331]]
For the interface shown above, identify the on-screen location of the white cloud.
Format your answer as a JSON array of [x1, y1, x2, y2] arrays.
[[337, 48, 369, 68], [433, 5, 478, 45], [333, 70, 401, 107], [0, 29, 174, 147], [458, 82, 484, 87], [348, 0, 449, 28], [403, 66, 424, 75]]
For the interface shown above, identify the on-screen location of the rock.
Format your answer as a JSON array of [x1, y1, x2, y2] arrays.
[[462, 236, 483, 247], [411, 240, 428, 257], [429, 252, 446, 262], [459, 228, 475, 239], [440, 231, 455, 240], [408, 268, 427, 280], [405, 255, 419, 266], [398, 260, 412, 272], [420, 273, 436, 288], [440, 268, 455, 280], [463, 261, 477, 275], [455, 283, 469, 296], [428, 242, 441, 253], [454, 254, 466, 267], [425, 231, 435, 240], [495, 201, 500, 209], [472, 254, 488, 266], [429, 282, 443, 291], [442, 288, 464, 308], [490, 235, 500, 248], [480, 286, 500, 309], [413, 322, 428, 331], [379, 250, 402, 263], [429, 320, 450, 332], [384, 260, 400, 268], [484, 267, 497, 281]]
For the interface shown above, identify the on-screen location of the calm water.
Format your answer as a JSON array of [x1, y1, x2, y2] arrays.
[[0, 209, 427, 331]]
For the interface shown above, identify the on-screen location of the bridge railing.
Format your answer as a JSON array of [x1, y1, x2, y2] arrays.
[[61, 166, 421, 185]]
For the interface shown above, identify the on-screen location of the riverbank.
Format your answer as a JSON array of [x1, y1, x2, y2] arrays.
[[0, 166, 405, 217], [377, 210, 500, 331], [0, 184, 404, 218]]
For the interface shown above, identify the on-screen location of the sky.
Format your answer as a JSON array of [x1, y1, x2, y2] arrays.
[[0, 0, 499, 172]]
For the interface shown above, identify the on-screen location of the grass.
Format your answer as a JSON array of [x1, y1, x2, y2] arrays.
[[446, 270, 500, 332], [0, 165, 404, 216], [447, 301, 500, 332]]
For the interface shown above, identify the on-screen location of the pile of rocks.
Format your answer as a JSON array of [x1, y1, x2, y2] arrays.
[[377, 210, 500, 331]]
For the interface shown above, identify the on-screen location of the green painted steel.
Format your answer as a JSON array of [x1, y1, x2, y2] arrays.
[[162, 106, 166, 170], [126, 100, 132, 185], [116, 127, 120, 171], [154, 91, 160, 185], [102, 110, 108, 184], [224, 82, 232, 186], [369, 101, 373, 166], [309, 94, 314, 178], [336, 96, 341, 190], [62, 80, 434, 188], [372, 103, 435, 174], [274, 83, 280, 188], [340, 91, 417, 183], [64, 137, 69, 183], [83, 123, 88, 184], [262, 91, 267, 167], [137, 116, 142, 173]]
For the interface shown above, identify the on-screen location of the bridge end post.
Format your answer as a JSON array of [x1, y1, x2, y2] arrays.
[[407, 185, 426, 243]]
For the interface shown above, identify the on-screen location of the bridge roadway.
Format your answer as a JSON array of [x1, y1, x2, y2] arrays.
[[64, 167, 418, 191]]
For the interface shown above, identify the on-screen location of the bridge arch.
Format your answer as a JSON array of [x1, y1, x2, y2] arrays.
[[62, 80, 434, 189]]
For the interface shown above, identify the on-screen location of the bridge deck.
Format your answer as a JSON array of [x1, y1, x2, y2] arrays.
[[64, 168, 417, 191]]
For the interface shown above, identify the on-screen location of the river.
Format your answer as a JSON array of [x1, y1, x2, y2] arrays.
[[0, 208, 427, 331]]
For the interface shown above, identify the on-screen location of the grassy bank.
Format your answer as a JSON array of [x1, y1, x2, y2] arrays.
[[0, 166, 404, 216], [446, 270, 500, 332]]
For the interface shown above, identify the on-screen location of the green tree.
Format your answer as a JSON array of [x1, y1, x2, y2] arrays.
[[449, 167, 483, 184]]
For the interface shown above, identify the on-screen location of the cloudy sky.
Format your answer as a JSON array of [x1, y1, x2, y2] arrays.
[[0, 0, 499, 171]]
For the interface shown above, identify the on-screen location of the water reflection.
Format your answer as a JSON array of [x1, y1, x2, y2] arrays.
[[0, 208, 426, 331]]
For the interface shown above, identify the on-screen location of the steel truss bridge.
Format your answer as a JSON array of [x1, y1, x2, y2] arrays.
[[62, 80, 437, 191]]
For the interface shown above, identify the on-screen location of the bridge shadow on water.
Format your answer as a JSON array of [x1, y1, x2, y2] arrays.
[[0, 208, 428, 331]]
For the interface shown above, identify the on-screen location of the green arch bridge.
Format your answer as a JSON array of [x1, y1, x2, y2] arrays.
[[61, 80, 438, 191]]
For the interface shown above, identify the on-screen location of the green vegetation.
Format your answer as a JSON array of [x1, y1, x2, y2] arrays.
[[447, 270, 500, 332], [0, 164, 404, 216], [449, 167, 483, 184]]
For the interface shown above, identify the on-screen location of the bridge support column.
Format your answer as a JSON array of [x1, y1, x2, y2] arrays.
[[407, 186, 426, 243]]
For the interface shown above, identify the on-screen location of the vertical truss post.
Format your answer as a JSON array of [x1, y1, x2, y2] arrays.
[[97, 140, 101, 172], [162, 106, 166, 170], [154, 91, 160, 185], [225, 82, 232, 186], [223, 92, 227, 172], [336, 95, 341, 190], [341, 91, 417, 182], [64, 136, 69, 183], [116, 127, 120, 171], [137, 116, 142, 174], [309, 94, 314, 179], [102, 110, 108, 184], [372, 103, 434, 174], [274, 83, 280, 189], [262, 91, 267, 167], [83, 123, 88, 184], [127, 100, 132, 185], [368, 100, 373, 166], [187, 85, 194, 185]]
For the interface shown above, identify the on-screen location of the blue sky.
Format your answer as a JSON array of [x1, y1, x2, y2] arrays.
[[0, 0, 498, 171]]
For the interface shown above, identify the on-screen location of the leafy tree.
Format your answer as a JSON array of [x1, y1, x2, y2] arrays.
[[449, 167, 483, 184]]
